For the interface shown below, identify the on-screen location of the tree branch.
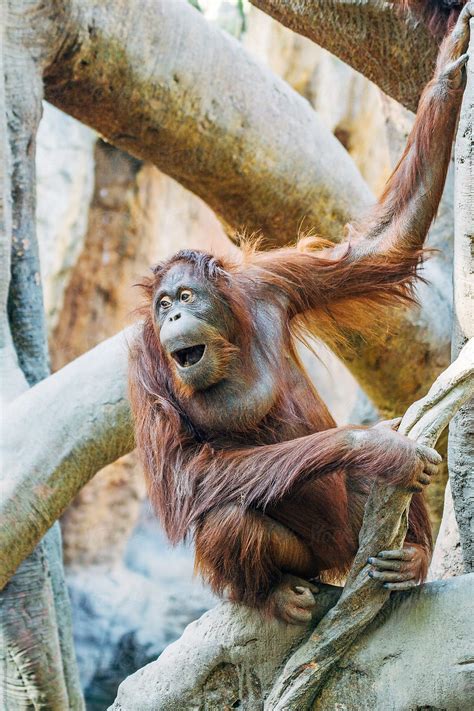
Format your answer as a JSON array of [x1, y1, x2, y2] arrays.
[[0, 328, 134, 589], [250, 0, 439, 112], [42, 0, 373, 246]]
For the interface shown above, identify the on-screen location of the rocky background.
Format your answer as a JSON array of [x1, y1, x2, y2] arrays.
[[36, 3, 447, 708]]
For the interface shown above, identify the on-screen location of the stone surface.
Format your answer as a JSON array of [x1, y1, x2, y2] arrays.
[[68, 515, 215, 711], [110, 574, 474, 711], [36, 103, 96, 333]]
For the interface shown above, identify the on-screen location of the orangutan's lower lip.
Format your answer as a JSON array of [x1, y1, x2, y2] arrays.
[[171, 344, 205, 368]]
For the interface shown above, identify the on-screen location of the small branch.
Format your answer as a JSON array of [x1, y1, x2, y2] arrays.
[[429, 480, 464, 579], [266, 338, 474, 710], [398, 339, 474, 444]]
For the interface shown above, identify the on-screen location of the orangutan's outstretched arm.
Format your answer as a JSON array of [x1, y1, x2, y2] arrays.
[[248, 5, 473, 322]]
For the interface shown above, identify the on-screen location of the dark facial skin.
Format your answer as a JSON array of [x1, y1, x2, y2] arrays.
[[153, 262, 281, 433], [154, 263, 234, 392]]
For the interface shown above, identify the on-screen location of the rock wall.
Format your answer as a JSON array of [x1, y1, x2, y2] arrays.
[[36, 103, 96, 333]]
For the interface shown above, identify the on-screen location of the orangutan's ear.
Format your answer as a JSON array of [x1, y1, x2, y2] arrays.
[[151, 262, 165, 276]]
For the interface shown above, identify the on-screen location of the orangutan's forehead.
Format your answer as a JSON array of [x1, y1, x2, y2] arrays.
[[158, 261, 206, 292]]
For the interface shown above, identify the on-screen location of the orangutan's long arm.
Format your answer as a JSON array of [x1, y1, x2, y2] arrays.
[[351, 2, 472, 256], [190, 425, 439, 520], [249, 5, 473, 319]]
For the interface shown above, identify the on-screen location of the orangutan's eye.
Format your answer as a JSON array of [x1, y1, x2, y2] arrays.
[[160, 296, 172, 310], [180, 289, 194, 303]]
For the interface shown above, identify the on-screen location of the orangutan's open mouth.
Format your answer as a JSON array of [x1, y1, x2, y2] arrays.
[[172, 344, 206, 368]]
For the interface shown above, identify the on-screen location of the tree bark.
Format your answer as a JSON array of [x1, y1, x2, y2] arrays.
[[0, 329, 134, 590], [0, 1, 83, 707], [430, 481, 464, 578], [43, 0, 373, 247], [449, 18, 474, 572], [250, 0, 439, 112]]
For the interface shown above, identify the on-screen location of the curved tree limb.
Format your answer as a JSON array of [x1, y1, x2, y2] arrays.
[[0, 328, 133, 590], [42, 0, 373, 246], [265, 338, 474, 710], [250, 0, 439, 112]]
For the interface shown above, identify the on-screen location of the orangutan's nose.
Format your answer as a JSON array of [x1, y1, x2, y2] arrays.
[[169, 312, 181, 322]]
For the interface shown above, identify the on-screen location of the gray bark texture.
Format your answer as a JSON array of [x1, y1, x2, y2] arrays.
[[110, 341, 474, 710], [449, 17, 474, 572], [429, 481, 465, 579], [0, 1, 83, 707], [250, 0, 439, 112]]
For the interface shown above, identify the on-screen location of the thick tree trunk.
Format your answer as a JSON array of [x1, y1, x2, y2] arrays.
[[250, 0, 439, 112], [0, 1, 83, 707], [449, 19, 474, 572]]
